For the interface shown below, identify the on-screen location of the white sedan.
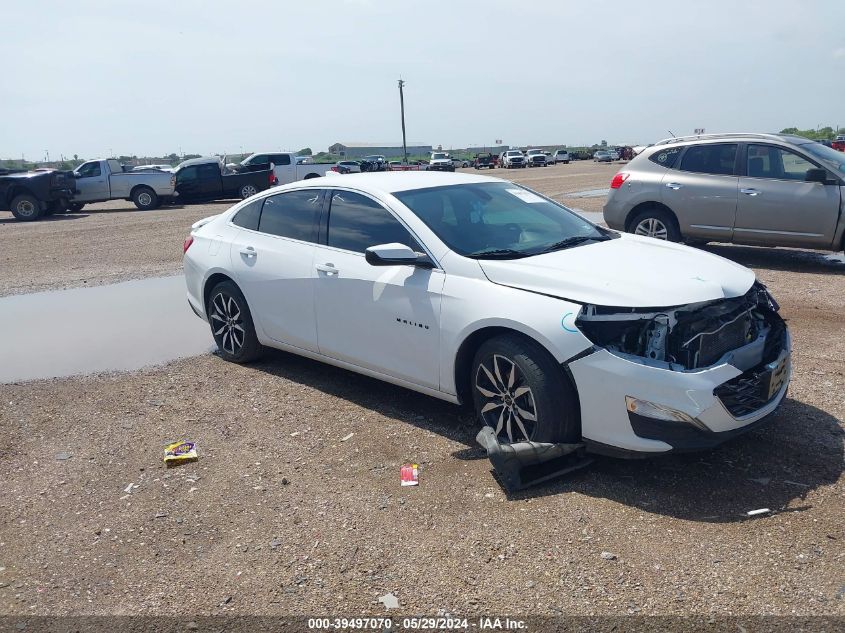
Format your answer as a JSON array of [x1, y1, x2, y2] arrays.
[[184, 172, 790, 456]]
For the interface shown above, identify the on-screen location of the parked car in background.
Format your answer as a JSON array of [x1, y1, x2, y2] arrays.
[[332, 160, 361, 174], [603, 132, 845, 252], [501, 150, 526, 168], [363, 155, 388, 171], [608, 149, 620, 161], [474, 153, 496, 169], [451, 158, 470, 168], [174, 157, 275, 203], [72, 158, 176, 211], [241, 152, 332, 185], [543, 151, 554, 166], [524, 149, 547, 168], [184, 171, 791, 457], [429, 152, 455, 172], [553, 149, 570, 164], [594, 150, 612, 163], [0, 167, 76, 221], [832, 135, 845, 152]]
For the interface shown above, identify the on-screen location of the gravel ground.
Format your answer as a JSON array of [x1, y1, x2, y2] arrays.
[[0, 161, 843, 617]]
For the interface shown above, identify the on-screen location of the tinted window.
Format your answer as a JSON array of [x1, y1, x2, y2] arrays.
[[269, 154, 291, 166], [76, 162, 101, 178], [258, 190, 321, 241], [197, 163, 219, 180], [176, 166, 197, 183], [648, 147, 682, 168], [231, 198, 263, 230], [679, 144, 737, 175], [250, 155, 269, 164], [747, 144, 816, 181], [327, 191, 420, 253]]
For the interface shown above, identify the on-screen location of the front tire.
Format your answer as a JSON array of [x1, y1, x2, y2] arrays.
[[471, 334, 580, 445], [207, 280, 262, 363], [10, 194, 43, 221], [132, 186, 158, 210]]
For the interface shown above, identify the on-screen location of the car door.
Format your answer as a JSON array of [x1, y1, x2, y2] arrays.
[[734, 143, 840, 248], [313, 189, 444, 390], [228, 189, 324, 351], [660, 143, 739, 241], [269, 154, 296, 185], [73, 161, 110, 202]]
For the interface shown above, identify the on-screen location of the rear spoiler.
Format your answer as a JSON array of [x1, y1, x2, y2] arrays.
[[191, 215, 219, 230]]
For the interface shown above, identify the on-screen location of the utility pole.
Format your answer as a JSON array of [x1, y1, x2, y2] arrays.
[[398, 79, 408, 164]]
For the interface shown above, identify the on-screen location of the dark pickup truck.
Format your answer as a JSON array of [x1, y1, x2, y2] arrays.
[[473, 153, 497, 169], [173, 157, 276, 203], [0, 168, 76, 221]]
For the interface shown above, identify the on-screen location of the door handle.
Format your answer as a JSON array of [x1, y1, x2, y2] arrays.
[[740, 188, 760, 196], [665, 182, 683, 190], [239, 247, 256, 258], [316, 263, 338, 275]]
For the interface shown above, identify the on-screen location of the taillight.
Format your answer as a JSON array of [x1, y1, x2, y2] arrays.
[[269, 172, 276, 185], [331, 166, 338, 172], [610, 172, 630, 189], [170, 175, 176, 187], [183, 235, 194, 253]]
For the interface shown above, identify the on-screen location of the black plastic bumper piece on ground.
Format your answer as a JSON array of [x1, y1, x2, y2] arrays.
[[475, 427, 594, 493]]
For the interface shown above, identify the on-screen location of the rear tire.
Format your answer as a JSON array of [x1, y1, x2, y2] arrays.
[[239, 183, 258, 199], [68, 202, 85, 212], [132, 186, 158, 210], [10, 194, 43, 221], [471, 334, 580, 445], [207, 280, 263, 363], [629, 207, 682, 242]]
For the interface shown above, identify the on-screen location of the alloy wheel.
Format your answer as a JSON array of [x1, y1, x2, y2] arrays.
[[475, 354, 537, 443], [634, 217, 669, 240], [137, 192, 152, 207], [242, 185, 257, 198], [210, 292, 245, 355]]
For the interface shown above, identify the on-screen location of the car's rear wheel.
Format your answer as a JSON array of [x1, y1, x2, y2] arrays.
[[132, 186, 158, 210], [10, 194, 43, 221], [471, 334, 580, 445], [239, 183, 258, 199], [629, 207, 681, 242], [207, 281, 262, 363], [68, 202, 85, 212]]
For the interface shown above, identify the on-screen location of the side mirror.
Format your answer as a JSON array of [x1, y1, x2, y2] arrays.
[[805, 168, 832, 184], [365, 243, 433, 268]]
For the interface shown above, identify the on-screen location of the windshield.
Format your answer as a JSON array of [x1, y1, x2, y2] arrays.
[[801, 142, 845, 173], [393, 182, 609, 259], [431, 153, 448, 159]]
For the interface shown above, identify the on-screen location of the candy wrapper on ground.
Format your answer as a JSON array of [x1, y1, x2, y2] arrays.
[[164, 441, 198, 467], [400, 463, 419, 486]]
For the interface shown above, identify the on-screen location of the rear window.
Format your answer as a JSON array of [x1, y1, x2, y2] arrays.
[[648, 147, 682, 168], [257, 190, 322, 242], [269, 154, 291, 166], [231, 198, 263, 231], [679, 144, 737, 176]]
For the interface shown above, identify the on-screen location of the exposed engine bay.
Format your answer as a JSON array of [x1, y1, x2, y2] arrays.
[[576, 282, 786, 371]]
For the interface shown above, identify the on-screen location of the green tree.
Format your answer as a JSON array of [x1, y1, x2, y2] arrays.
[[297, 147, 313, 156]]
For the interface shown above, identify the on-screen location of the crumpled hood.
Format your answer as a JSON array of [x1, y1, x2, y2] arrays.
[[478, 233, 756, 307]]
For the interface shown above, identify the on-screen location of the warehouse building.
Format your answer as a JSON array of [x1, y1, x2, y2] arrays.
[[328, 142, 432, 158]]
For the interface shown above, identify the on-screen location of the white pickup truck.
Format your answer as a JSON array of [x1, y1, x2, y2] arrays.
[[240, 152, 333, 185], [71, 159, 176, 210]]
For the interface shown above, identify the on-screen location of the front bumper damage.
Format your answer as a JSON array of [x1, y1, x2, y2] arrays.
[[569, 284, 791, 456]]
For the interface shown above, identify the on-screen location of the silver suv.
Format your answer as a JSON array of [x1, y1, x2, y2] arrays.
[[603, 133, 845, 252]]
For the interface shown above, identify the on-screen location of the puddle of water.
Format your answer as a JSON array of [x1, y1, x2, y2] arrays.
[[0, 275, 214, 383], [566, 188, 610, 198]]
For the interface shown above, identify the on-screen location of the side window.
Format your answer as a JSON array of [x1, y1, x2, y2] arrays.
[[258, 190, 321, 241], [679, 144, 737, 176], [231, 198, 263, 231], [747, 145, 816, 181], [77, 162, 101, 178], [648, 147, 682, 169], [176, 166, 197, 183], [327, 191, 420, 253], [270, 154, 291, 166], [250, 155, 268, 164], [197, 163, 219, 180]]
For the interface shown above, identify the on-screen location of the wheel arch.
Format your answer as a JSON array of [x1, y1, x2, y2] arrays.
[[303, 172, 321, 180], [624, 200, 679, 233], [452, 324, 580, 407], [6, 185, 33, 205], [129, 183, 155, 199], [202, 272, 238, 316]]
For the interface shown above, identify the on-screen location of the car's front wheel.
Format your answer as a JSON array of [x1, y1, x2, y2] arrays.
[[207, 280, 263, 363], [471, 334, 580, 445]]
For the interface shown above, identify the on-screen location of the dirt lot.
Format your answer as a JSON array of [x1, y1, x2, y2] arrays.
[[0, 161, 843, 617]]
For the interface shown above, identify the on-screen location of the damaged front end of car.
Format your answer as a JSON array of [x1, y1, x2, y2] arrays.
[[574, 282, 786, 375]]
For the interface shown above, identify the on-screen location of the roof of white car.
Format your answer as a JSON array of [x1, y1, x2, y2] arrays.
[[279, 171, 502, 194]]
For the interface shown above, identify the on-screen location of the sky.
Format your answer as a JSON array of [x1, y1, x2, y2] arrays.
[[2, 0, 844, 160]]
